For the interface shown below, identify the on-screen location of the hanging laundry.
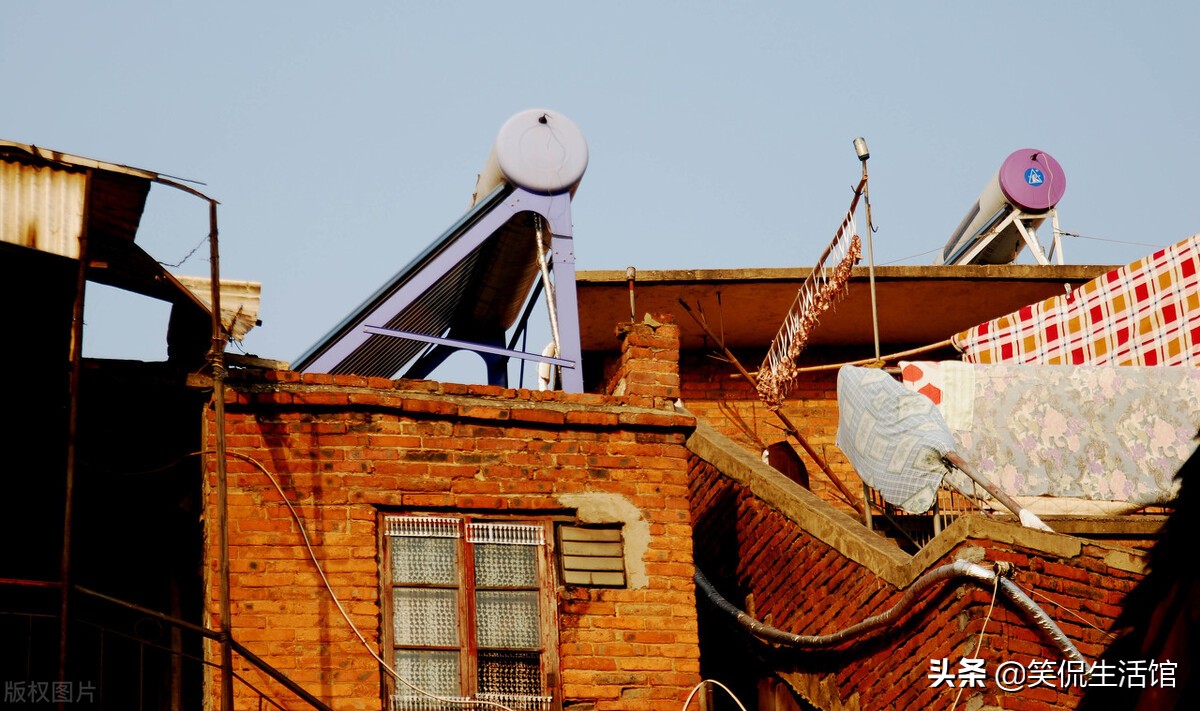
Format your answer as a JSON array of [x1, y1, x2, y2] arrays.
[[835, 366, 956, 513], [901, 361, 1199, 505], [953, 234, 1200, 366]]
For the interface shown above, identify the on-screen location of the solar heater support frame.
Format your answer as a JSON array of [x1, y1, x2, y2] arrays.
[[951, 206, 1061, 267], [297, 187, 584, 392]]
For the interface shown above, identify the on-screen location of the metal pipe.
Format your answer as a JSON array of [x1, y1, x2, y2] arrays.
[[626, 266, 637, 321], [861, 161, 881, 361], [76, 585, 217, 639], [0, 577, 61, 589], [507, 278, 546, 389], [694, 561, 1084, 662], [74, 585, 334, 711], [60, 168, 94, 690], [206, 199, 234, 711], [944, 452, 1053, 532], [229, 640, 335, 711], [534, 215, 561, 363]]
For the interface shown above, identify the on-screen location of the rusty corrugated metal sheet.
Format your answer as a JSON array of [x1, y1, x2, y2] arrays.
[[0, 158, 87, 258], [0, 139, 160, 260]]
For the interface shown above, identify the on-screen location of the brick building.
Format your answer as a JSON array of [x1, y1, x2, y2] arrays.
[[2, 137, 1175, 711], [203, 320, 702, 710], [195, 262, 1167, 710]]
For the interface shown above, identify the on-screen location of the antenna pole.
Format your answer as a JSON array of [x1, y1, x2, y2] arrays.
[[855, 139, 881, 360]]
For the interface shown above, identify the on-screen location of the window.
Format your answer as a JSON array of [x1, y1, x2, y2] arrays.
[[383, 515, 556, 711]]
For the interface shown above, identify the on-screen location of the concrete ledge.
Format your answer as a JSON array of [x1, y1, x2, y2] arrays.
[[686, 419, 1148, 587], [220, 377, 696, 433], [687, 418, 910, 582]]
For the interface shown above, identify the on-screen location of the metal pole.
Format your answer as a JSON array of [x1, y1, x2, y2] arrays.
[[534, 215, 561, 361], [206, 200, 234, 710], [943, 452, 1053, 532], [73, 585, 337, 711], [861, 162, 881, 360], [59, 168, 94, 692], [626, 266, 636, 321]]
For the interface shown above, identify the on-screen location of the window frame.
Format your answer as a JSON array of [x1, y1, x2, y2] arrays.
[[379, 513, 561, 709]]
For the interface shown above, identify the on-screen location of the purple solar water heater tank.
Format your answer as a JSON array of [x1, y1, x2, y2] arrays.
[[997, 149, 1067, 212], [936, 148, 1068, 266]]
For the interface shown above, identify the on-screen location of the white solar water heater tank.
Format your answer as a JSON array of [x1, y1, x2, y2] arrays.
[[936, 149, 1067, 266], [472, 109, 588, 204]]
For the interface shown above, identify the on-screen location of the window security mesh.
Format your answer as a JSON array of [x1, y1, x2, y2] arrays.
[[466, 523, 544, 546], [390, 695, 471, 711], [393, 650, 460, 698], [391, 695, 551, 711], [392, 536, 458, 585], [476, 695, 552, 711], [388, 516, 550, 708], [387, 516, 462, 539], [478, 650, 543, 696]]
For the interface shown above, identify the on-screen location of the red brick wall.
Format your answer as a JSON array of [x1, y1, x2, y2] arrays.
[[601, 316, 681, 406], [688, 452, 1145, 711], [203, 373, 701, 710]]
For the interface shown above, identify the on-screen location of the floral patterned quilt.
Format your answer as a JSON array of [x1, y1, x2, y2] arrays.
[[901, 362, 1198, 504]]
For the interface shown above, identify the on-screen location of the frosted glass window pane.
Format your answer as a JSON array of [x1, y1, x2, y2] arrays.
[[478, 650, 542, 696], [393, 649, 460, 697], [392, 536, 457, 585], [474, 544, 538, 588], [393, 588, 459, 646], [476, 590, 539, 648]]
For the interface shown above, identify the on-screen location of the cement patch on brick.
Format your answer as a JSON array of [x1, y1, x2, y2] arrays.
[[557, 492, 651, 589]]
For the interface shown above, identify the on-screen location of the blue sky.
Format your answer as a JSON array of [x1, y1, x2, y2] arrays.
[[4, 2, 1197, 373]]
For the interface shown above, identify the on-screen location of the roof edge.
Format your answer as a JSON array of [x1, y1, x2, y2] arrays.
[[0, 139, 214, 201], [580, 264, 1117, 285]]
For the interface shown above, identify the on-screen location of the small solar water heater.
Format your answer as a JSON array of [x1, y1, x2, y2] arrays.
[[937, 149, 1067, 266], [295, 109, 588, 392]]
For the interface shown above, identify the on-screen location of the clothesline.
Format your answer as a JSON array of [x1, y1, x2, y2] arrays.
[[728, 338, 955, 380]]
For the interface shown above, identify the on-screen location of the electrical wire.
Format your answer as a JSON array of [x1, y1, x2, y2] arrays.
[[1059, 231, 1167, 250], [880, 247, 942, 266], [158, 232, 211, 269], [681, 679, 749, 711], [950, 573, 1000, 709], [203, 449, 519, 711], [881, 229, 1164, 269], [1010, 579, 1116, 641]]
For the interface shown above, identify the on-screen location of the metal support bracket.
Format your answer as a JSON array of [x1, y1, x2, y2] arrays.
[[956, 207, 1059, 266], [296, 186, 585, 392]]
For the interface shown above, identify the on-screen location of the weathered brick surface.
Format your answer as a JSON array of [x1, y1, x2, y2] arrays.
[[602, 316, 681, 407], [688, 452, 1146, 710], [203, 373, 701, 710]]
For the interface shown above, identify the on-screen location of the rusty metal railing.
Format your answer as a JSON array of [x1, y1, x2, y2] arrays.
[[0, 579, 332, 711]]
